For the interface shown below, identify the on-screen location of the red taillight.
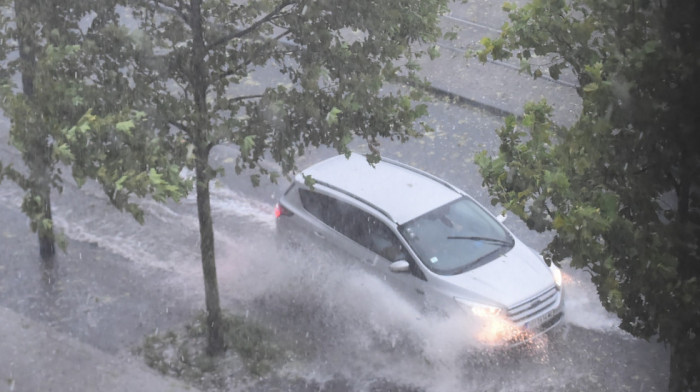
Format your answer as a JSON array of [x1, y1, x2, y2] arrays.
[[274, 203, 282, 218], [274, 203, 292, 218]]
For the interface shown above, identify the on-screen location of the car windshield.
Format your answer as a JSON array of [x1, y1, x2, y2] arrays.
[[398, 197, 514, 275]]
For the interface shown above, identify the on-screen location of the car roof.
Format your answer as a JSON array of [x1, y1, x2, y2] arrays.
[[298, 154, 462, 224]]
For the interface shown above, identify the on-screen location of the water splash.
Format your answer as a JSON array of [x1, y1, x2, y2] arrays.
[[561, 268, 626, 335]]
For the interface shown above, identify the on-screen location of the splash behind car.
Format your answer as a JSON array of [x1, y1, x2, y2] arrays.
[[275, 154, 564, 346]]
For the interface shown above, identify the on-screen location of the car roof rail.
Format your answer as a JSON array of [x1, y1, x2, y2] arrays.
[[380, 156, 464, 195], [312, 179, 397, 224]]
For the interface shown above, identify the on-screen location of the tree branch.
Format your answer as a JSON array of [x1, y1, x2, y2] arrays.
[[154, 0, 190, 24], [273, 29, 292, 44], [230, 94, 264, 102], [169, 120, 191, 134], [206, 0, 294, 50], [214, 30, 292, 82]]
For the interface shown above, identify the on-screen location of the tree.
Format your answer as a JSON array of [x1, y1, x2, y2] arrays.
[[0, 0, 187, 259], [0, 0, 73, 258], [476, 0, 699, 390], [124, 0, 448, 354]]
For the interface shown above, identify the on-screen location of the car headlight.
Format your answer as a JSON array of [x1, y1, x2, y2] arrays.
[[549, 263, 563, 290], [530, 247, 563, 291], [455, 298, 503, 318]]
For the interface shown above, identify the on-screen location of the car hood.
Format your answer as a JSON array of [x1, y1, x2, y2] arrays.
[[442, 241, 554, 308]]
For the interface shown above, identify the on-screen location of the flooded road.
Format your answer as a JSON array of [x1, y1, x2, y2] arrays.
[[0, 95, 669, 391]]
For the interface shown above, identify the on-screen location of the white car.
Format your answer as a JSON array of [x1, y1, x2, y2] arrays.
[[275, 154, 564, 346]]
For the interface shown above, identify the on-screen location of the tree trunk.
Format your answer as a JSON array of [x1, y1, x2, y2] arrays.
[[668, 157, 698, 392], [668, 338, 699, 392], [37, 185, 55, 259], [16, 0, 55, 260], [191, 0, 224, 355], [195, 149, 225, 355]]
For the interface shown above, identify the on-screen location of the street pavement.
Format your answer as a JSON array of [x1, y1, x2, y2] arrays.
[[0, 307, 195, 392], [0, 4, 584, 392]]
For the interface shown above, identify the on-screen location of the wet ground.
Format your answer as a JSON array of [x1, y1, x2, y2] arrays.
[[0, 196, 670, 392], [0, 97, 670, 392]]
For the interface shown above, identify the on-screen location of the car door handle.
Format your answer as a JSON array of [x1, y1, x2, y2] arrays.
[[313, 231, 325, 239]]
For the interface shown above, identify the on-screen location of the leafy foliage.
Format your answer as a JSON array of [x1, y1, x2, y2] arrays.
[[476, 1, 699, 390], [2, 0, 448, 355], [126, 0, 446, 179], [0, 0, 189, 255], [121, 0, 448, 354]]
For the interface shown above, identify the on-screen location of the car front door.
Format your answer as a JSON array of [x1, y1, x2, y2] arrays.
[[296, 187, 431, 310], [336, 209, 432, 311]]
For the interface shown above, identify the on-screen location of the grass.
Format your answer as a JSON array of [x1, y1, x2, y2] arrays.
[[223, 314, 280, 376], [136, 312, 282, 388]]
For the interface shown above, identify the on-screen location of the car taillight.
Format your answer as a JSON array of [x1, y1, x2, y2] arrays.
[[274, 203, 292, 218]]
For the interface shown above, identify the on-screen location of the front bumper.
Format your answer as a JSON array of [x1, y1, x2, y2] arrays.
[[505, 289, 566, 347], [473, 288, 565, 348]]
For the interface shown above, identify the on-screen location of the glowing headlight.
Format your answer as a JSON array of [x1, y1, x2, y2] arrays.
[[455, 298, 503, 318], [549, 263, 563, 290], [530, 247, 563, 290]]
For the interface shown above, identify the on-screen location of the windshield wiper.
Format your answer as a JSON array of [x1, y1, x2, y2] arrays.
[[447, 236, 512, 246]]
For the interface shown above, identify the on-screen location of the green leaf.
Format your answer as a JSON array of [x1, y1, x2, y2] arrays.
[[115, 175, 128, 191], [548, 64, 562, 80], [241, 135, 256, 156], [582, 83, 598, 93], [502, 2, 517, 12], [250, 174, 260, 187], [303, 174, 316, 189], [325, 107, 342, 126], [56, 232, 68, 252], [443, 31, 458, 41], [116, 120, 135, 135], [341, 132, 352, 147], [428, 45, 440, 60], [53, 143, 75, 163], [552, 214, 565, 229], [148, 168, 164, 185]]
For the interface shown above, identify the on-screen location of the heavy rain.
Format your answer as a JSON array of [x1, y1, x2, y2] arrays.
[[1, 0, 693, 391]]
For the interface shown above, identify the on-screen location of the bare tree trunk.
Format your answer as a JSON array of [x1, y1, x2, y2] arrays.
[[191, 0, 224, 355], [194, 148, 225, 355]]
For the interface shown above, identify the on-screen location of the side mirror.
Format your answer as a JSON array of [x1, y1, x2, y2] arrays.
[[390, 260, 410, 273], [496, 213, 507, 223]]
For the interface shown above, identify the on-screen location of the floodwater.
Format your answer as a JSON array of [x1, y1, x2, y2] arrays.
[[0, 101, 669, 390]]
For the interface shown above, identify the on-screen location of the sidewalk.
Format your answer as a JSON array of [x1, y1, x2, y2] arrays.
[[0, 307, 197, 392], [417, 49, 581, 126], [419, 0, 582, 126]]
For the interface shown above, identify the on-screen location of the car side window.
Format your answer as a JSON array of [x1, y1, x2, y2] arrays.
[[299, 189, 339, 229], [363, 217, 407, 262], [298, 189, 405, 261], [298, 188, 426, 280]]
